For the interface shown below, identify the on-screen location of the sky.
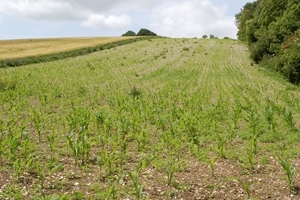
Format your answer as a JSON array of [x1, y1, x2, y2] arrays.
[[0, 0, 253, 40]]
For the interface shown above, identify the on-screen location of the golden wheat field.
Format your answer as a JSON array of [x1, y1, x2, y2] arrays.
[[0, 37, 135, 59]]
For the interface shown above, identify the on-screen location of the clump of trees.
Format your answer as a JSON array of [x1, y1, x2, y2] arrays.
[[235, 0, 300, 84], [202, 34, 219, 39], [122, 29, 157, 37], [137, 28, 157, 36], [209, 34, 219, 39], [122, 30, 136, 36], [276, 30, 300, 84]]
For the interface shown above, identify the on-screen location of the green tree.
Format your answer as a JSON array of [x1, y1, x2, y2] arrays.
[[235, 0, 300, 84], [235, 2, 258, 42], [276, 29, 300, 84], [136, 29, 157, 36], [122, 30, 136, 36]]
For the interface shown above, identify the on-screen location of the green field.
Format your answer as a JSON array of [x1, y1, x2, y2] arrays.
[[0, 38, 299, 199]]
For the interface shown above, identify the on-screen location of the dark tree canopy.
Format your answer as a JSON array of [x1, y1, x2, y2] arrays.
[[136, 28, 157, 36], [235, 0, 300, 84], [122, 30, 136, 37]]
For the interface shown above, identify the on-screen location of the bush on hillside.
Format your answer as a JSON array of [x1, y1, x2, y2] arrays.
[[275, 30, 300, 84], [249, 37, 270, 63], [137, 28, 157, 36], [235, 0, 300, 84], [122, 30, 136, 36]]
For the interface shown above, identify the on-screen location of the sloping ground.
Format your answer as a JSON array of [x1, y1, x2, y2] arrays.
[[0, 38, 299, 199], [0, 36, 155, 68], [0, 37, 135, 59]]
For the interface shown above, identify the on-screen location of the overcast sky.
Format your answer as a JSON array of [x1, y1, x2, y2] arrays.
[[0, 0, 253, 39]]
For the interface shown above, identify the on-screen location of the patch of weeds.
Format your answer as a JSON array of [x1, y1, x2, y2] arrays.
[[0, 79, 17, 91], [78, 86, 87, 96], [172, 182, 192, 191], [70, 191, 85, 199], [0, 79, 6, 91], [86, 62, 95, 70], [285, 85, 298, 91], [166, 190, 178, 199], [260, 131, 281, 143], [152, 158, 165, 172], [258, 156, 269, 165], [183, 47, 189, 51], [2, 184, 24, 199], [129, 86, 141, 99]]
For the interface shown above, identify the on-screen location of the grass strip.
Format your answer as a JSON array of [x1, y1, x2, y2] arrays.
[[0, 36, 157, 68]]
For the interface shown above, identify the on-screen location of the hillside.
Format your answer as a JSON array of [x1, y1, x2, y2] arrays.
[[0, 38, 299, 199], [0, 37, 136, 60], [0, 36, 152, 67]]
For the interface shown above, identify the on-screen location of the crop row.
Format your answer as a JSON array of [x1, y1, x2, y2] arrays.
[[0, 38, 299, 199]]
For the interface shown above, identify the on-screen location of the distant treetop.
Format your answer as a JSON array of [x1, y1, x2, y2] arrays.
[[122, 28, 157, 37], [122, 30, 136, 36], [137, 28, 157, 36]]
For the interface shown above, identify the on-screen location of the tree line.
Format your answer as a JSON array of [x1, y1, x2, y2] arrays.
[[122, 29, 157, 37], [235, 0, 300, 84]]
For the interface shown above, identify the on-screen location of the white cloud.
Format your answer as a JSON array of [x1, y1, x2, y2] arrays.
[[150, 0, 237, 38], [0, 0, 242, 38], [0, 0, 135, 32], [0, 0, 87, 21], [0, 0, 158, 20], [82, 14, 131, 30]]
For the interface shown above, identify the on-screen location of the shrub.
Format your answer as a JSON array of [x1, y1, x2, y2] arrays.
[[130, 86, 142, 98], [122, 30, 136, 36], [0, 79, 17, 91], [137, 29, 157, 36], [250, 39, 270, 63], [275, 30, 300, 84]]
